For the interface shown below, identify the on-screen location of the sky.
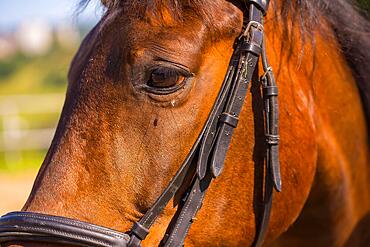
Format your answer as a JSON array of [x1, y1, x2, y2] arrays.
[[0, 0, 102, 31]]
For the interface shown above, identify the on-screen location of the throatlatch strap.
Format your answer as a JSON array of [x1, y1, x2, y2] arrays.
[[261, 32, 281, 192], [253, 17, 281, 247]]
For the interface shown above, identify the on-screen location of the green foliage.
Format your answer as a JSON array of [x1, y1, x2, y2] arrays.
[[357, 0, 370, 13], [0, 43, 77, 173], [0, 150, 45, 173], [0, 54, 28, 79], [0, 43, 75, 95]]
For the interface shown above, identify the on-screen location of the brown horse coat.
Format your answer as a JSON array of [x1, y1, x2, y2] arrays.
[[6, 0, 370, 246]]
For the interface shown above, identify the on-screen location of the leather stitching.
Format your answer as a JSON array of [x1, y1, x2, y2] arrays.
[[3, 213, 127, 239], [167, 186, 197, 246]]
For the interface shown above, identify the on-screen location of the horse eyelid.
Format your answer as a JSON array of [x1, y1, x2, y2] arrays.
[[150, 60, 195, 78]]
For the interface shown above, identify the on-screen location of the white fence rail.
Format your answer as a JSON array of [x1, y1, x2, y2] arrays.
[[0, 94, 65, 165]]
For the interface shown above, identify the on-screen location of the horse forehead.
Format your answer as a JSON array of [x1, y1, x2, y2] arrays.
[[117, 18, 208, 69], [121, 14, 240, 65], [116, 1, 241, 44], [125, 15, 208, 45]]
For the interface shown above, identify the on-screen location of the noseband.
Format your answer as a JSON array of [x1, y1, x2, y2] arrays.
[[0, 1, 281, 246]]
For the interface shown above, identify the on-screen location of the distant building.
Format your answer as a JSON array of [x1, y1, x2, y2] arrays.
[[55, 23, 80, 49], [0, 34, 17, 60], [15, 19, 52, 56], [0, 20, 82, 60]]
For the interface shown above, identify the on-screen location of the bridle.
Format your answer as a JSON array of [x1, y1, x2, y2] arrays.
[[0, 1, 281, 246]]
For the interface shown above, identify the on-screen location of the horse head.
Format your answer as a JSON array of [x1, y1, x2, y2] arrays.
[[2, 0, 370, 246]]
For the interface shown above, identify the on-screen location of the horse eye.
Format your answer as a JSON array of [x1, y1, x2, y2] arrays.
[[147, 68, 186, 89]]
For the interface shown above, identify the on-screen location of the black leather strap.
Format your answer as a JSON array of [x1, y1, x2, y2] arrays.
[[130, 222, 149, 241], [263, 86, 278, 96], [219, 113, 239, 128], [253, 19, 281, 247], [247, 0, 270, 16], [160, 174, 212, 247], [210, 4, 264, 178], [0, 212, 130, 247], [260, 31, 281, 192], [197, 55, 240, 180], [127, 140, 200, 247]]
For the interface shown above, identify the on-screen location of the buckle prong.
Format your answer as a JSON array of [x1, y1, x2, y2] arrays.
[[242, 21, 264, 38]]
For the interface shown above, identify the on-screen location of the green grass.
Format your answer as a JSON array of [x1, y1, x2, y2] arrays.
[[0, 43, 74, 95], [0, 113, 60, 131], [0, 150, 44, 174], [0, 43, 75, 173], [357, 0, 370, 12]]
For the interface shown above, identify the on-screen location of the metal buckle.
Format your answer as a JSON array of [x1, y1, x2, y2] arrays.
[[241, 21, 264, 39], [261, 66, 273, 81]]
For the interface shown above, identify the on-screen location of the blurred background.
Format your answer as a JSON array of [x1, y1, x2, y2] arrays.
[[0, 0, 101, 214], [0, 0, 369, 214]]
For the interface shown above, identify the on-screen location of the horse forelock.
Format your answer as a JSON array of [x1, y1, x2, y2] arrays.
[[77, 0, 369, 39], [78, 0, 244, 42]]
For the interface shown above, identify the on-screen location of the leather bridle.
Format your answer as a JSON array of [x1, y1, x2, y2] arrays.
[[0, 1, 281, 246]]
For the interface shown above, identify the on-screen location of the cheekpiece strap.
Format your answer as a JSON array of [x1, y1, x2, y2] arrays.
[[247, 0, 270, 15]]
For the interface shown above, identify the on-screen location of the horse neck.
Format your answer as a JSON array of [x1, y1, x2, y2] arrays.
[[256, 7, 370, 245]]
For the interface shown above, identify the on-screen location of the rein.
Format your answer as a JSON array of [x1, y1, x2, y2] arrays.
[[0, 1, 281, 246]]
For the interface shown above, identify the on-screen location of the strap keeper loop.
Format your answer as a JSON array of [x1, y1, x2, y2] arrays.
[[240, 42, 262, 56], [131, 222, 149, 240], [219, 113, 239, 128], [266, 134, 279, 145], [263, 86, 278, 97]]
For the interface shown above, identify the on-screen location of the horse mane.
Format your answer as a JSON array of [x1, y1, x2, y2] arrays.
[[307, 0, 370, 134], [276, 0, 370, 133], [78, 0, 370, 132]]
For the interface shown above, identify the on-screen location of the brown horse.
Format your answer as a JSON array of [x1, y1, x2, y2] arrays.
[[4, 0, 370, 246]]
